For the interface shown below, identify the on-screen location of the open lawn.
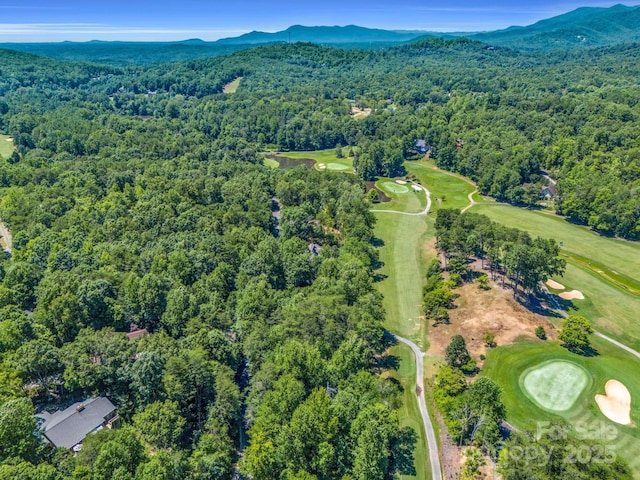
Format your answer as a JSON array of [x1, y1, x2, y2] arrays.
[[0, 135, 14, 159], [405, 160, 475, 212], [389, 343, 430, 480], [277, 149, 354, 173], [482, 338, 640, 476], [222, 76, 242, 93], [470, 204, 640, 283]]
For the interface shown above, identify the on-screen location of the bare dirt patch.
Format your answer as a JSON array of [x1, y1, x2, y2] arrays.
[[350, 106, 372, 118], [546, 279, 565, 290], [596, 380, 632, 425], [559, 290, 584, 300], [427, 281, 557, 359]]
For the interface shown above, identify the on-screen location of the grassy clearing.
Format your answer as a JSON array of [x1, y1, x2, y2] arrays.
[[389, 343, 430, 480], [222, 77, 242, 93], [277, 149, 354, 173], [263, 158, 279, 169], [405, 160, 475, 212], [0, 135, 14, 159], [470, 204, 640, 282], [482, 338, 640, 476]]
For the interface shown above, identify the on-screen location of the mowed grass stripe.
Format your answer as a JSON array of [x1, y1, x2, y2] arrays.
[[470, 204, 640, 282], [374, 213, 430, 348], [553, 263, 640, 351]]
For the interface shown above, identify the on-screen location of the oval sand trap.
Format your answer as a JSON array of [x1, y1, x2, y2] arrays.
[[559, 290, 584, 300], [412, 184, 422, 191], [395, 180, 407, 185], [326, 162, 350, 171], [381, 181, 409, 194], [596, 380, 632, 425], [546, 279, 565, 290], [522, 360, 590, 413]]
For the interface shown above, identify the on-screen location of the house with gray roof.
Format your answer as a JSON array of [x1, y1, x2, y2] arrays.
[[36, 397, 118, 450]]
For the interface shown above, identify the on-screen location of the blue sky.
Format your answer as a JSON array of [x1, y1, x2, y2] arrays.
[[0, 1, 638, 42]]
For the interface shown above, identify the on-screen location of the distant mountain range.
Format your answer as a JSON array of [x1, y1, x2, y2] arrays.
[[214, 25, 430, 45], [472, 3, 640, 50], [1, 4, 640, 65]]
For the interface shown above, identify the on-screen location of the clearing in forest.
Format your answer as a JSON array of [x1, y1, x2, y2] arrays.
[[0, 134, 14, 159], [222, 77, 242, 93]]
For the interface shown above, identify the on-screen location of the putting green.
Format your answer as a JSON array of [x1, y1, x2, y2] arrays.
[[326, 162, 350, 171], [381, 181, 410, 194], [521, 360, 590, 413]]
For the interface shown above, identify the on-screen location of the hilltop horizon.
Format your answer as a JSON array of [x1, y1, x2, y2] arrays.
[[1, 1, 639, 42]]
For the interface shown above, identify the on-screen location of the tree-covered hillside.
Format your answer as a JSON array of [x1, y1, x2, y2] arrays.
[[0, 29, 638, 479]]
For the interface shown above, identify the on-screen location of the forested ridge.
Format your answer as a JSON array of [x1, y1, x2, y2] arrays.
[[0, 31, 638, 479]]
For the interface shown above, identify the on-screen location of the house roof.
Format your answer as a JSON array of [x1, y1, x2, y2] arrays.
[[415, 139, 427, 149], [36, 397, 116, 449]]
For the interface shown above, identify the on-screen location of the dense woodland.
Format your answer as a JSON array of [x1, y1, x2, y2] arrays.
[[0, 30, 638, 479]]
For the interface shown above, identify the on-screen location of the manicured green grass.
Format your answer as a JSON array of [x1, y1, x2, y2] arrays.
[[0, 135, 14, 159], [371, 178, 426, 214], [471, 204, 640, 283], [381, 181, 410, 194], [550, 263, 640, 351], [405, 160, 475, 212], [222, 76, 242, 93], [482, 338, 640, 476], [373, 213, 432, 349], [277, 149, 354, 173], [389, 343, 430, 480], [263, 158, 279, 169], [521, 360, 591, 413], [470, 203, 640, 350]]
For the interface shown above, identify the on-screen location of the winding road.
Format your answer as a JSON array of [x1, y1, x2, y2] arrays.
[[395, 335, 443, 480], [372, 181, 442, 480]]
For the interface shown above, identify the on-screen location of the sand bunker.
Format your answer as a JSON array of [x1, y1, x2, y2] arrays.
[[596, 380, 632, 425], [411, 184, 422, 191], [5, 138, 12, 142], [546, 279, 565, 290], [395, 180, 407, 185], [317, 163, 326, 169], [559, 290, 584, 300]]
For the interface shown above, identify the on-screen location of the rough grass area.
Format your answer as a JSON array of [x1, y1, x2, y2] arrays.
[[405, 160, 475, 212], [0, 134, 14, 159], [482, 339, 640, 475], [222, 76, 242, 93], [427, 280, 557, 359], [388, 343, 430, 480], [521, 360, 591, 412]]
